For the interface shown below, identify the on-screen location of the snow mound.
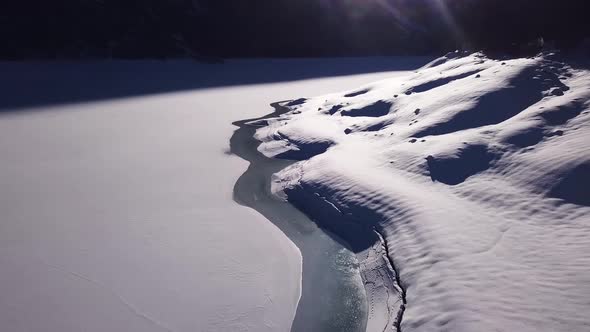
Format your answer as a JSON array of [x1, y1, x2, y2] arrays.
[[258, 53, 590, 331]]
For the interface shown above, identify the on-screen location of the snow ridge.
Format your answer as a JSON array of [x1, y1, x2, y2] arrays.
[[257, 52, 590, 331]]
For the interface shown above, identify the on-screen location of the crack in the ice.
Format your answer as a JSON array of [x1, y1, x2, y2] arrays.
[[376, 266, 393, 332], [374, 228, 407, 332], [40, 260, 176, 332]]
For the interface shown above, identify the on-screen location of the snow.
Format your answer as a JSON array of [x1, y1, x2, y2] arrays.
[[258, 52, 590, 331], [0, 60, 422, 332]]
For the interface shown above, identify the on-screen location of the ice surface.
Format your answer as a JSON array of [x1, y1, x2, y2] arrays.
[[258, 52, 590, 331], [0, 61, 417, 332]]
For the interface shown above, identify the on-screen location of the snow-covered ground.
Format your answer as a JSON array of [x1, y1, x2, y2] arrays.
[[258, 52, 590, 331], [0, 60, 424, 332]]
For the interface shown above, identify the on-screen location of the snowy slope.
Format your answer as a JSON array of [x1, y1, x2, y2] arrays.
[[0, 61, 419, 332], [257, 52, 590, 331]]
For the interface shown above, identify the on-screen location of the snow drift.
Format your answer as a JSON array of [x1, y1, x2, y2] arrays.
[[257, 52, 590, 331]]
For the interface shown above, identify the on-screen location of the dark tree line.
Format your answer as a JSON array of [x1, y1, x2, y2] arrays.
[[1, 0, 588, 59]]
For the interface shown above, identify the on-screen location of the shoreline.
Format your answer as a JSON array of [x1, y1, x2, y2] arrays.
[[230, 102, 368, 332], [231, 101, 404, 332], [285, 174, 406, 332]]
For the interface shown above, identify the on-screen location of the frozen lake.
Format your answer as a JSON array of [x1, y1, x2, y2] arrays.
[[0, 58, 428, 331]]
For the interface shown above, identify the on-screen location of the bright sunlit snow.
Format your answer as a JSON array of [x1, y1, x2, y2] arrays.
[[258, 52, 590, 331]]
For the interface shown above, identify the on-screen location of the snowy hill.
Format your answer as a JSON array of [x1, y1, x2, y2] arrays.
[[256, 52, 590, 331]]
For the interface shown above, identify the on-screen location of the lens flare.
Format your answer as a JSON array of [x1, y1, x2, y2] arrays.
[[320, 0, 465, 45]]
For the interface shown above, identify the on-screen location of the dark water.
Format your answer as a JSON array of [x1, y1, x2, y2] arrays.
[[230, 103, 368, 332]]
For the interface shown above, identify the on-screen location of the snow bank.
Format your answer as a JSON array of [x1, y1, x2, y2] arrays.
[[258, 52, 590, 331]]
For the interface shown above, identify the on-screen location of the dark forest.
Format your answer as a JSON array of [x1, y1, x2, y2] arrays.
[[2, 0, 589, 59]]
